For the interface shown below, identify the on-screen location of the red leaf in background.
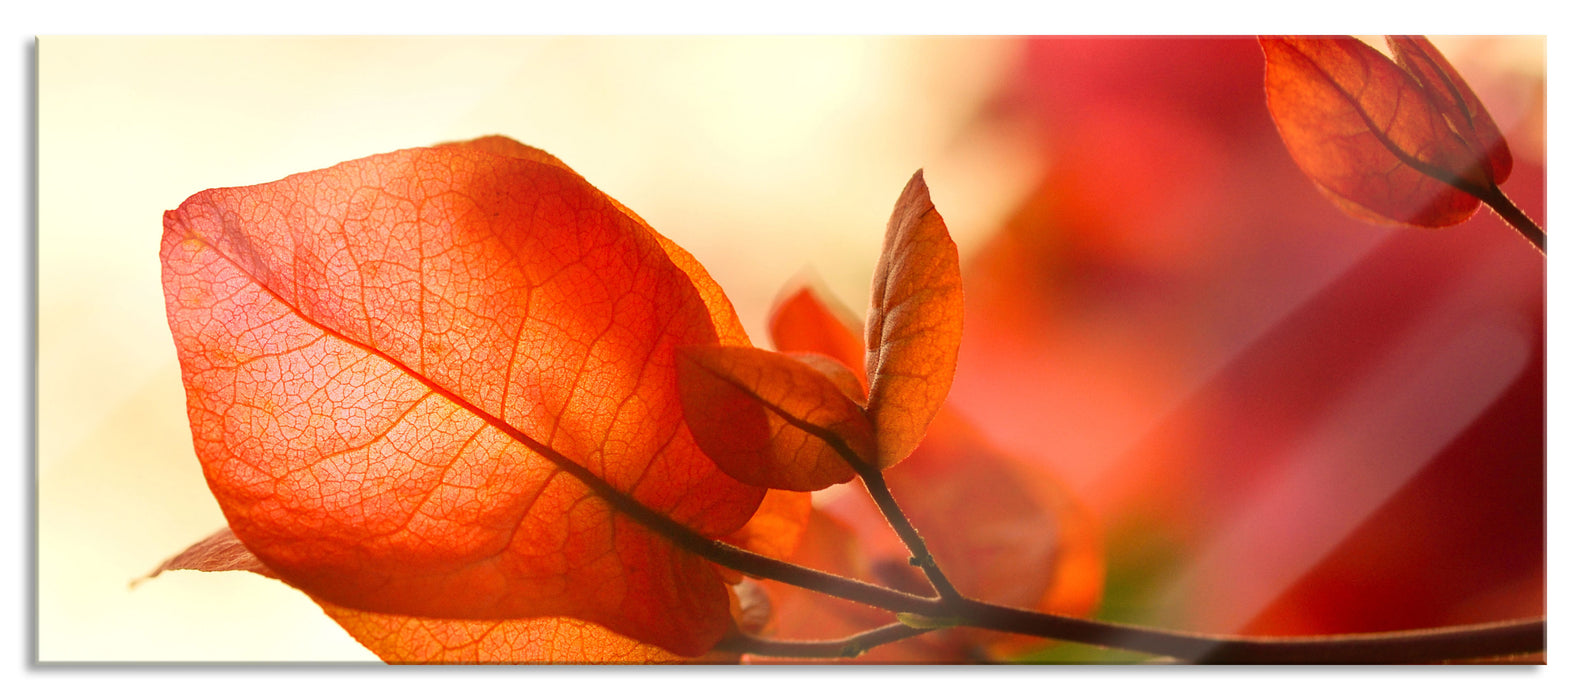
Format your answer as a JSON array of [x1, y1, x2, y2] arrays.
[[160, 136, 782, 656], [677, 345, 873, 491], [865, 171, 964, 468], [835, 410, 1105, 656], [771, 287, 869, 390], [1260, 36, 1500, 227], [786, 351, 868, 404]]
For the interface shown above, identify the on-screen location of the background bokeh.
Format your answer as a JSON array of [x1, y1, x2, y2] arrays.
[[36, 35, 1545, 662]]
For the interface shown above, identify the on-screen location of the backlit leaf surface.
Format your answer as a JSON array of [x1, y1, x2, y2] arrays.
[[718, 487, 813, 563], [1261, 36, 1491, 227], [865, 171, 964, 467], [161, 136, 768, 656], [1385, 36, 1513, 186], [678, 345, 873, 491]]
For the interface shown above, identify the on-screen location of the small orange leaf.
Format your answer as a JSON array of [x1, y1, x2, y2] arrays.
[[865, 171, 964, 468], [786, 351, 867, 405], [677, 345, 875, 491], [1260, 36, 1491, 227]]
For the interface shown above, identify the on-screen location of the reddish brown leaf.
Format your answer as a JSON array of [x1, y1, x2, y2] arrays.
[[161, 136, 768, 656], [1260, 36, 1489, 227], [786, 352, 866, 405], [769, 287, 868, 387], [1385, 36, 1513, 186], [865, 171, 964, 467], [141, 526, 278, 581], [677, 345, 874, 491]]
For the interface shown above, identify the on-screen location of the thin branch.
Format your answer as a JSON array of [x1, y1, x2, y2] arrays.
[[578, 460, 1545, 662], [853, 463, 962, 602], [951, 599, 1546, 664], [1476, 183, 1546, 254], [557, 418, 1544, 663], [1425, 170, 1546, 255]]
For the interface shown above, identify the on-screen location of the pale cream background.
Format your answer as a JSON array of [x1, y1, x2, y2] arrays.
[[35, 36, 1036, 661]]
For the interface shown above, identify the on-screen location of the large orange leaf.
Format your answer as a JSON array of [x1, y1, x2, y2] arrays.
[[677, 345, 874, 491], [864, 171, 964, 468], [442, 136, 752, 347], [161, 137, 768, 656], [1260, 36, 1496, 227]]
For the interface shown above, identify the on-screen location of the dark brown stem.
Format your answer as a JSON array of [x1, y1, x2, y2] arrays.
[[581, 463, 1545, 663], [949, 599, 1545, 664], [568, 466, 940, 615], [852, 463, 962, 602], [1476, 183, 1546, 254]]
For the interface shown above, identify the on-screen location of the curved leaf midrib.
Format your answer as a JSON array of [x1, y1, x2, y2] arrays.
[[1281, 39, 1485, 196], [193, 232, 707, 557]]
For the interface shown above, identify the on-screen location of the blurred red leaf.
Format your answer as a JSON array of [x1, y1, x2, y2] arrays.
[[160, 136, 782, 656], [1260, 36, 1503, 227], [677, 345, 873, 491], [770, 287, 869, 391], [865, 171, 964, 468]]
